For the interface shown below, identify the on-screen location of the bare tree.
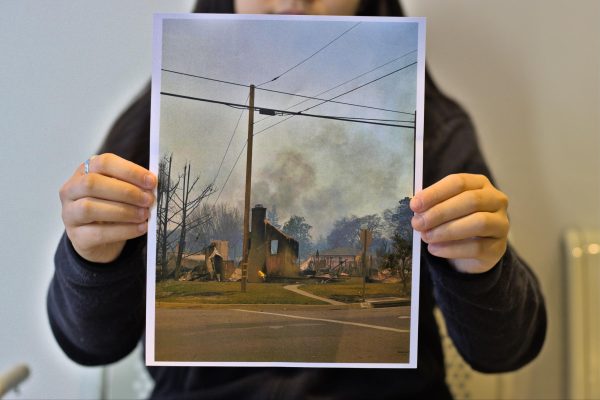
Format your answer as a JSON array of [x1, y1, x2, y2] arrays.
[[155, 155, 214, 280], [172, 162, 214, 279], [156, 154, 180, 280]]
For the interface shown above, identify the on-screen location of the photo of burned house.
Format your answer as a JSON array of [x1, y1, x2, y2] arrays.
[[148, 14, 425, 367]]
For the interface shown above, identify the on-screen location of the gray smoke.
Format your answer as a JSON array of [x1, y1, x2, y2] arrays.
[[251, 121, 412, 238]]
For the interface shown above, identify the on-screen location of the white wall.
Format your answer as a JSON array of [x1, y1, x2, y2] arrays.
[[0, 1, 598, 399], [0, 2, 193, 399], [403, 1, 600, 398]]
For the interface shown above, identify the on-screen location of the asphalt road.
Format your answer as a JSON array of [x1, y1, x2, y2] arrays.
[[155, 305, 411, 364]]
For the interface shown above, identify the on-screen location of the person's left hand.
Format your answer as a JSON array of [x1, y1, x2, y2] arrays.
[[410, 173, 509, 274]]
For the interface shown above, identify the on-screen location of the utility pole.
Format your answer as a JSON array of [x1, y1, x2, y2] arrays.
[[241, 84, 255, 292], [360, 228, 372, 302]]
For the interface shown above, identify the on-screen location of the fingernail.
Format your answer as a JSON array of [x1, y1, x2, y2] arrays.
[[421, 230, 430, 242], [139, 207, 148, 219], [144, 174, 155, 188], [410, 196, 423, 212], [412, 214, 424, 230], [142, 192, 153, 206], [138, 222, 148, 233]]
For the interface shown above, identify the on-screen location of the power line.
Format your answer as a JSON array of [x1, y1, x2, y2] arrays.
[[257, 22, 361, 86], [252, 60, 417, 136], [253, 115, 296, 136], [255, 107, 413, 123], [160, 92, 414, 129], [256, 86, 407, 115], [253, 49, 417, 125], [161, 59, 418, 138], [162, 68, 247, 88], [211, 93, 249, 188], [211, 109, 414, 203], [300, 61, 417, 114], [163, 51, 418, 201], [164, 74, 415, 203], [212, 141, 246, 205], [161, 67, 411, 115]]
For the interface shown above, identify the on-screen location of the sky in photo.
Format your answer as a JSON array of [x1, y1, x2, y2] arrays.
[[157, 15, 420, 239]]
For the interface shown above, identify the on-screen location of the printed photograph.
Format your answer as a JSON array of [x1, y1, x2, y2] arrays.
[[147, 14, 425, 367]]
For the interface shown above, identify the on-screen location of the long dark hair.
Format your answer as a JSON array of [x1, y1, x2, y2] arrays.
[[99, 0, 406, 167]]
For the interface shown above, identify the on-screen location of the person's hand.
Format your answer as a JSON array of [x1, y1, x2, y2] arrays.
[[410, 173, 509, 274], [59, 153, 157, 263]]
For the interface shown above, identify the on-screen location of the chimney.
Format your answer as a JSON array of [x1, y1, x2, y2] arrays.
[[251, 204, 267, 243], [248, 204, 267, 282]]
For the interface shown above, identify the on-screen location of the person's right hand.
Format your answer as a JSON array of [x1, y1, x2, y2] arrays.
[[59, 153, 157, 263]]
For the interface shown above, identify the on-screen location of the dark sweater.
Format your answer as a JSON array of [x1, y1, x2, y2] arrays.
[[47, 73, 546, 399]]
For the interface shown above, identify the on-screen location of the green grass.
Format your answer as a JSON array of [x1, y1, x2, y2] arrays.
[[156, 281, 325, 305], [155, 277, 408, 306], [299, 277, 405, 303]]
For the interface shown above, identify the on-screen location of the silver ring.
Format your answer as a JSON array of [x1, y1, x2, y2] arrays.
[[84, 155, 97, 174]]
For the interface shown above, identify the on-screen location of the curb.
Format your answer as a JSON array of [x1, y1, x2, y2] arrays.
[[361, 298, 411, 308]]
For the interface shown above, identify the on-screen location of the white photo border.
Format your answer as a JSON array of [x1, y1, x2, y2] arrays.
[[146, 13, 426, 369]]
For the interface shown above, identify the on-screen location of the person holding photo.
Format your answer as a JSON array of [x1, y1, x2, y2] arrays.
[[48, 0, 546, 399]]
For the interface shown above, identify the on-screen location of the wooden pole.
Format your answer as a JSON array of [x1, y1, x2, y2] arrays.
[[360, 229, 372, 302], [361, 230, 367, 302], [241, 85, 255, 292]]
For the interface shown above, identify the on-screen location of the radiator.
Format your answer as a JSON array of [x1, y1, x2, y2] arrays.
[[564, 228, 600, 399]]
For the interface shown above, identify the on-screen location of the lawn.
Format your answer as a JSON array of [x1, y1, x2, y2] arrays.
[[299, 277, 405, 303], [155, 277, 406, 305], [155, 281, 325, 305]]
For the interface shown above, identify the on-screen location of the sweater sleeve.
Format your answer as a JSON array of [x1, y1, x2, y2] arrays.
[[422, 75, 546, 372], [427, 247, 546, 372], [47, 233, 147, 366]]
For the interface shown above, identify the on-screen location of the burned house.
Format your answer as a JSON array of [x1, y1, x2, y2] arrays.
[[178, 240, 236, 281], [312, 247, 360, 275], [204, 240, 233, 281], [307, 247, 377, 277], [247, 204, 300, 282]]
